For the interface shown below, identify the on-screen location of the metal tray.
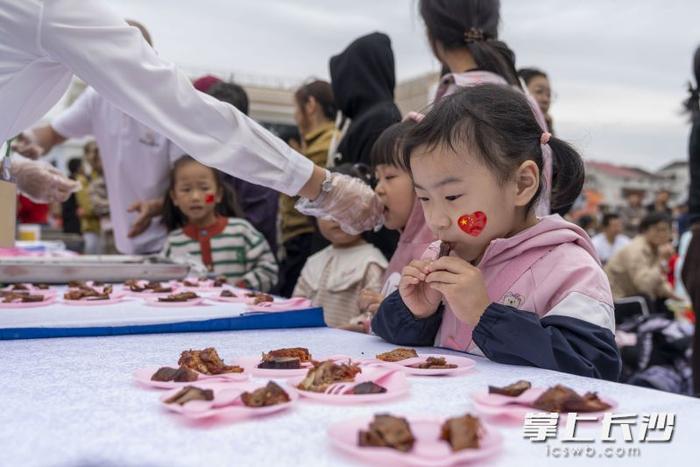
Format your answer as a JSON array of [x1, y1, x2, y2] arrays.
[[0, 255, 190, 284]]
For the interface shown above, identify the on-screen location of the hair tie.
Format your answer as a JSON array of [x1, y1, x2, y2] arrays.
[[464, 27, 485, 44], [540, 132, 552, 145]]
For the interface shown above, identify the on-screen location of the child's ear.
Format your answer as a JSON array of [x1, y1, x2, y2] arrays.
[[169, 190, 179, 207], [513, 160, 540, 207], [215, 186, 223, 204]]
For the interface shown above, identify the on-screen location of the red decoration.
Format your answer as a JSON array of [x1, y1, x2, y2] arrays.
[[205, 194, 215, 204], [457, 211, 487, 237]]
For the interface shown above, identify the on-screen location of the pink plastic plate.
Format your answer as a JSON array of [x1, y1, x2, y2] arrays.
[[133, 366, 249, 389], [67, 282, 112, 290], [236, 354, 353, 378], [370, 353, 476, 376], [471, 390, 617, 423], [62, 291, 127, 306], [122, 282, 179, 297], [172, 279, 226, 292], [144, 297, 205, 307], [159, 381, 299, 420], [470, 388, 545, 407], [246, 297, 313, 312], [288, 367, 410, 404], [1, 285, 55, 296], [208, 293, 251, 304], [0, 293, 56, 308], [327, 415, 503, 467], [236, 355, 314, 378]]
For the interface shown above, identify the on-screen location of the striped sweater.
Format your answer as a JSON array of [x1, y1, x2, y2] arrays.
[[162, 216, 278, 291]]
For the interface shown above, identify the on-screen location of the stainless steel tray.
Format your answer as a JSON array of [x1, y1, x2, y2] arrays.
[[0, 255, 190, 283]]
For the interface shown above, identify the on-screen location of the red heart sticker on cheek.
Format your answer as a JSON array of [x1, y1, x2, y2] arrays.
[[457, 211, 487, 237], [205, 194, 215, 204]]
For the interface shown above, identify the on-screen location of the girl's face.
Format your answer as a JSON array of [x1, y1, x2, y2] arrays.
[[170, 161, 222, 226], [318, 218, 362, 247], [410, 145, 537, 263], [374, 164, 415, 230], [526, 75, 551, 114]]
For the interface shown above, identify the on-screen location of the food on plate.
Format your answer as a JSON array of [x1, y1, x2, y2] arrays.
[[375, 348, 418, 362], [407, 356, 457, 369], [0, 291, 46, 303], [532, 385, 612, 413], [163, 386, 214, 405], [178, 347, 243, 375], [213, 276, 228, 287], [151, 366, 198, 383], [358, 414, 415, 452], [257, 357, 301, 370], [262, 347, 311, 363], [244, 291, 274, 304], [488, 380, 532, 397], [296, 360, 361, 393], [63, 284, 113, 301], [128, 280, 173, 293], [158, 291, 200, 302], [347, 382, 387, 395], [440, 414, 483, 451], [220, 290, 236, 298], [240, 381, 291, 407]]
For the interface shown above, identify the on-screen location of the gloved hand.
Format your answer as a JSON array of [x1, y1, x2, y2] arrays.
[[11, 158, 80, 203], [295, 171, 384, 235], [10, 132, 45, 160]]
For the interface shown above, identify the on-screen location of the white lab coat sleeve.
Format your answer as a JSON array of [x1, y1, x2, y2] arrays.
[[37, 0, 314, 196], [51, 87, 96, 138]]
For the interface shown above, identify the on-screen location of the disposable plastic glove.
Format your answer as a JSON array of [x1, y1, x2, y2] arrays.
[[11, 158, 80, 203], [295, 171, 384, 235]]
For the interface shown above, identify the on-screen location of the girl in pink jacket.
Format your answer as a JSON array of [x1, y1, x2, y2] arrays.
[[372, 84, 620, 381]]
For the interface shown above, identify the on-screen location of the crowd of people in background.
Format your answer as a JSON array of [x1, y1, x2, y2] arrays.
[[8, 0, 699, 396]]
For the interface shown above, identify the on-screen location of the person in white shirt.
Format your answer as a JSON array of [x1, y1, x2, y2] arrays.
[[13, 22, 185, 254], [591, 213, 631, 265], [0, 0, 380, 236]]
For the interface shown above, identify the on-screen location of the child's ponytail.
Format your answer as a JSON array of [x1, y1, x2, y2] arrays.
[[546, 137, 585, 216], [466, 38, 520, 89], [419, 0, 521, 89]]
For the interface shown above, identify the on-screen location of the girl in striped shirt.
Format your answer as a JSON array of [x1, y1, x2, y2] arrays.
[[161, 156, 278, 291]]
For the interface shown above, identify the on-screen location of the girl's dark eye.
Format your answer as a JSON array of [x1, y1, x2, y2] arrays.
[[417, 197, 429, 202], [385, 176, 396, 181], [445, 194, 462, 201]]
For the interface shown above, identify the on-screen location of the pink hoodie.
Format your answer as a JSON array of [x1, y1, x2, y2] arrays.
[[381, 201, 435, 296], [380, 71, 555, 297], [424, 215, 615, 353]]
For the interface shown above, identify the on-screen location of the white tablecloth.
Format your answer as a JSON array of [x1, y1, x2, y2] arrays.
[[1, 328, 697, 467]]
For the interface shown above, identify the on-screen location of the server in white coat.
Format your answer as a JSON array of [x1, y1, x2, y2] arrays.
[[0, 0, 381, 234]]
